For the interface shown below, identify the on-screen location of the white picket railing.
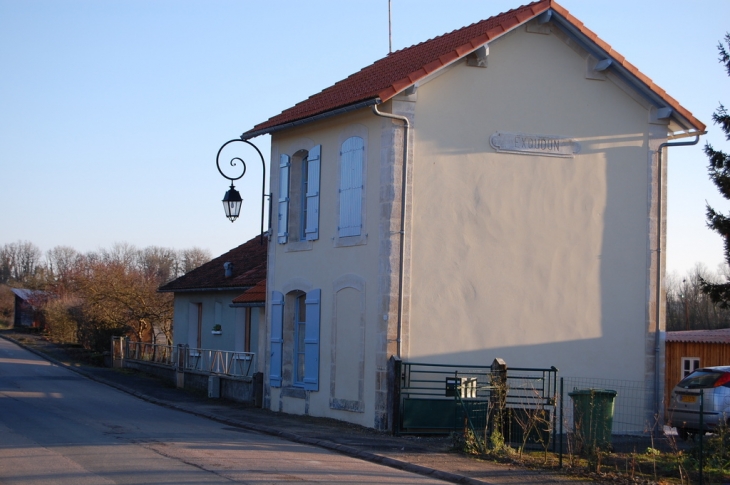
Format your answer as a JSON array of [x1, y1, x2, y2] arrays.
[[118, 338, 256, 378], [181, 346, 256, 378]]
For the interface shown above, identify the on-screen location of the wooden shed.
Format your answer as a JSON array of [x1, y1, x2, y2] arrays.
[[665, 329, 730, 409], [11, 288, 46, 328]]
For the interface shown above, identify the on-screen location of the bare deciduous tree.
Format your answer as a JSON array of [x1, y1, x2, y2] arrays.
[[4, 240, 210, 349], [70, 259, 173, 350], [666, 263, 730, 330], [138, 246, 177, 283], [45, 246, 79, 285], [179, 247, 212, 275], [0, 240, 43, 285]]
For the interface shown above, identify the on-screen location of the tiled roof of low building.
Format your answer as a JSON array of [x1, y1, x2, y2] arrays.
[[242, 0, 703, 139], [666, 328, 730, 345], [232, 279, 266, 305], [158, 235, 266, 292]]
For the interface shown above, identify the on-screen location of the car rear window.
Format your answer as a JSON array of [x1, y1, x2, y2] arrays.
[[678, 370, 728, 389]]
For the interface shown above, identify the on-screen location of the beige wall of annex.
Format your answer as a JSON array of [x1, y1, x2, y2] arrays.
[[267, 108, 383, 426], [408, 25, 653, 379]]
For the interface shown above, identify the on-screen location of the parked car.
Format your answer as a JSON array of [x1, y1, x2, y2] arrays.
[[667, 366, 730, 440]]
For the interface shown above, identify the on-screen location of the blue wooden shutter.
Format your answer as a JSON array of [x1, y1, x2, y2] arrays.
[[305, 145, 321, 241], [338, 137, 364, 237], [277, 155, 290, 244], [303, 289, 321, 391], [269, 291, 284, 387]]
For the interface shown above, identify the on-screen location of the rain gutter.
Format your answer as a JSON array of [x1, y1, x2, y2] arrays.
[[158, 286, 252, 294], [241, 99, 379, 140]]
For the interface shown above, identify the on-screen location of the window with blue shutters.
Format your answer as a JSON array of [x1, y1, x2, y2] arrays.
[[305, 145, 321, 241], [293, 293, 307, 386], [272, 289, 321, 391], [269, 291, 284, 387], [300, 157, 308, 239], [338, 137, 364, 237], [303, 289, 321, 391], [277, 155, 290, 244], [278, 146, 321, 244]]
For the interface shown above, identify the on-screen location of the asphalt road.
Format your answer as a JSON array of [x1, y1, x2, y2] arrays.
[[0, 338, 446, 484]]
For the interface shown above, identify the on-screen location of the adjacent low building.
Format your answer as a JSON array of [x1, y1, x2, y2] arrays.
[[11, 288, 46, 328], [665, 328, 730, 407], [159, 235, 266, 374]]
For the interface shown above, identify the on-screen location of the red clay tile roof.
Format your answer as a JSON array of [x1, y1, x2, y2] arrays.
[[243, 0, 704, 138], [232, 279, 266, 305], [666, 329, 730, 345], [158, 235, 266, 292]]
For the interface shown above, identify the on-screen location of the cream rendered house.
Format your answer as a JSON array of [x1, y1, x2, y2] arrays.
[[241, 0, 705, 431]]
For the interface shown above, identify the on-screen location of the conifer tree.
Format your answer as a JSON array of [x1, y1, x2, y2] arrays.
[[701, 33, 730, 307]]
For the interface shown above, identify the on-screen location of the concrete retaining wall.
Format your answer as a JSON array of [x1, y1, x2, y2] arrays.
[[123, 360, 262, 407]]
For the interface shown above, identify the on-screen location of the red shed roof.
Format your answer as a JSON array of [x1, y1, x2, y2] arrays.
[[159, 235, 266, 293], [666, 329, 730, 345], [232, 279, 266, 305], [243, 0, 703, 139]]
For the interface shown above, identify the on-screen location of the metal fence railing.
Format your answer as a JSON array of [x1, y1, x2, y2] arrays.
[[561, 377, 649, 435], [115, 338, 257, 378], [125, 341, 175, 366], [395, 363, 657, 443], [179, 345, 256, 378], [396, 360, 558, 449]]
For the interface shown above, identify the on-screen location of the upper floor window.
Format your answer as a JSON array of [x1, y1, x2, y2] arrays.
[[278, 145, 321, 244], [338, 136, 364, 237]]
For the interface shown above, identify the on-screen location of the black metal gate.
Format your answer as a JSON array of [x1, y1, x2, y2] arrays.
[[395, 360, 558, 449]]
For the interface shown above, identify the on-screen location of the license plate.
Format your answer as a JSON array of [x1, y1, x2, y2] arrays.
[[680, 395, 697, 403]]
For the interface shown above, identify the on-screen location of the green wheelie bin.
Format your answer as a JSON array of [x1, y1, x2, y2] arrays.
[[568, 389, 617, 451]]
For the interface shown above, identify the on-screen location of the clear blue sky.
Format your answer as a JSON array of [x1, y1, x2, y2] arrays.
[[1, 0, 728, 278]]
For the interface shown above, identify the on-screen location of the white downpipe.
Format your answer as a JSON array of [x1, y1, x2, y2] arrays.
[[372, 103, 410, 358], [654, 133, 703, 419]]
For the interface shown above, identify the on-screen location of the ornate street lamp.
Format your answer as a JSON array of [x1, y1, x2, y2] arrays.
[[222, 182, 243, 222], [216, 139, 271, 244]]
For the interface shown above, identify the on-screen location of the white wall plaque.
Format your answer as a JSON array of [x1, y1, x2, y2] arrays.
[[490, 132, 580, 158]]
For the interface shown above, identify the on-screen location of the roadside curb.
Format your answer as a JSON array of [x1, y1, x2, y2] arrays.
[[0, 334, 492, 485]]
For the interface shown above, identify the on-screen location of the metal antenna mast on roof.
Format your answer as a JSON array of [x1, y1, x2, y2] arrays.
[[388, 0, 392, 54]]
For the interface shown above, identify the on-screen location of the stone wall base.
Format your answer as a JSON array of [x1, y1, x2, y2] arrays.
[[123, 360, 263, 407]]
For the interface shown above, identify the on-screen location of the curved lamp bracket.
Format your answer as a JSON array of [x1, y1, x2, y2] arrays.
[[215, 138, 271, 244], [216, 138, 257, 182]]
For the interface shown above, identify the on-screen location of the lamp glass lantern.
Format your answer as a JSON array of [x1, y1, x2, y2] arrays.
[[222, 183, 242, 222]]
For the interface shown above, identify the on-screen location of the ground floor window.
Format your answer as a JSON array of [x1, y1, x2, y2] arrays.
[[187, 302, 202, 349], [294, 293, 306, 386], [270, 289, 321, 391]]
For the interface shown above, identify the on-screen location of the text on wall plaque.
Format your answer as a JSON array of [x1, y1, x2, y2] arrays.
[[490, 132, 581, 158]]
